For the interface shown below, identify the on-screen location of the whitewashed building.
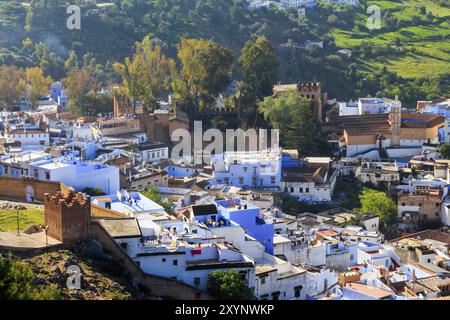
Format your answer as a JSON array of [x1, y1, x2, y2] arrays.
[[281, 167, 338, 202], [29, 156, 120, 193], [210, 150, 282, 189]]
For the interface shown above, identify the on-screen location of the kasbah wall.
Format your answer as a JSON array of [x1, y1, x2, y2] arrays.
[[0, 176, 62, 202]]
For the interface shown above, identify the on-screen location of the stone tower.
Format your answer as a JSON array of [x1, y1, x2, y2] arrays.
[[389, 95, 401, 147], [297, 82, 325, 123], [44, 190, 91, 244]]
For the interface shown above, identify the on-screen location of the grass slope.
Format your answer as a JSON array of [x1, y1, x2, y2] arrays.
[[0, 208, 44, 231], [332, 0, 450, 81]]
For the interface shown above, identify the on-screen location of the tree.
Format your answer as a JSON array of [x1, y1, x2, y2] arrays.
[[0, 65, 25, 111], [359, 188, 397, 225], [207, 270, 254, 300], [173, 38, 234, 110], [114, 37, 176, 110], [82, 187, 106, 196], [239, 36, 279, 99], [31, 42, 65, 80], [439, 144, 450, 159], [63, 67, 97, 105], [25, 67, 53, 107], [65, 51, 79, 70], [258, 90, 324, 155], [0, 254, 61, 300], [139, 36, 176, 107], [142, 187, 173, 214], [113, 47, 146, 113]]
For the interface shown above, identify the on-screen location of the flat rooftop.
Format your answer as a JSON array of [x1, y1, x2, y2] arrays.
[[98, 218, 142, 238]]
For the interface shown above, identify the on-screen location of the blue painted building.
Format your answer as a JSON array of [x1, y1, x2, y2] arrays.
[[191, 199, 275, 254], [216, 198, 275, 255]]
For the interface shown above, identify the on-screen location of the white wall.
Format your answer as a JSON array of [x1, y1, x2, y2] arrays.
[[441, 203, 450, 226], [346, 144, 377, 157]]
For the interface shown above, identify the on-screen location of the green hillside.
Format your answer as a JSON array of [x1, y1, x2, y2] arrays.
[[332, 0, 450, 81]]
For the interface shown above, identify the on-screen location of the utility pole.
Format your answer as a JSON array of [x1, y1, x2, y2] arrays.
[[16, 209, 20, 236], [45, 225, 49, 247]]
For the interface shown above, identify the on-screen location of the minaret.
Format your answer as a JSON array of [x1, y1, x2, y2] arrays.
[[390, 95, 401, 147]]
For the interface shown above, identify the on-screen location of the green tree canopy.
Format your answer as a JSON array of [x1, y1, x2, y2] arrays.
[[173, 38, 234, 110], [359, 188, 397, 225], [239, 36, 279, 99], [114, 37, 176, 110], [0, 254, 61, 300], [258, 90, 326, 156], [142, 187, 173, 214], [207, 270, 254, 300], [440, 144, 450, 159]]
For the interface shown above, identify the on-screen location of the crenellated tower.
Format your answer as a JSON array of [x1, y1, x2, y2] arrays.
[[44, 190, 91, 243]]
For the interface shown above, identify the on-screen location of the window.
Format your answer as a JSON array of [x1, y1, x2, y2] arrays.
[[402, 203, 405, 206], [305, 188, 309, 193], [261, 277, 266, 285], [243, 167, 248, 173], [294, 285, 303, 298], [238, 177, 244, 184], [272, 292, 280, 300], [271, 176, 275, 184], [194, 277, 201, 286], [45, 172, 50, 180], [173, 259, 178, 266], [162, 258, 166, 262]]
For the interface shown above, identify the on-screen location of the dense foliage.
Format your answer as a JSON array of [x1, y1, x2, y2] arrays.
[[0, 0, 446, 108], [259, 90, 329, 156], [0, 254, 61, 300], [207, 269, 255, 300], [359, 188, 397, 225]]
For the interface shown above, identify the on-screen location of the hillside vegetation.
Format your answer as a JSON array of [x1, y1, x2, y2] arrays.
[[0, 0, 448, 107], [332, 0, 450, 81]]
